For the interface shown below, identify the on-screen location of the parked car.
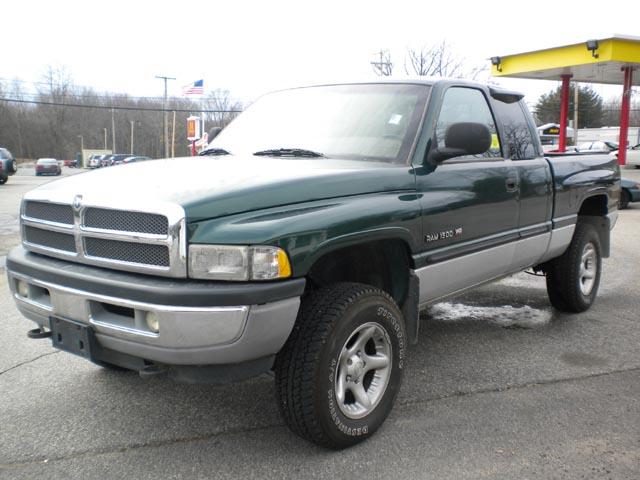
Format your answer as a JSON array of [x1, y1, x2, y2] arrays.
[[0, 147, 18, 185], [35, 158, 61, 176], [112, 154, 146, 166], [619, 178, 640, 209], [610, 143, 640, 168], [575, 140, 619, 154], [121, 155, 151, 164], [63, 159, 77, 168], [100, 154, 131, 167], [99, 154, 113, 167], [8, 79, 621, 449], [88, 154, 104, 169]]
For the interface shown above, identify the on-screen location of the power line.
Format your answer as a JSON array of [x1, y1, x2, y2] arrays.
[[0, 77, 245, 103], [0, 97, 242, 113]]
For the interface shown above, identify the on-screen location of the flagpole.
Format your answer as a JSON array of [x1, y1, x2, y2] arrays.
[[201, 82, 206, 151]]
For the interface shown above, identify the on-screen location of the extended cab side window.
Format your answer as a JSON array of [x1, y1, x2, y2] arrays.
[[493, 100, 538, 160], [435, 87, 501, 159]]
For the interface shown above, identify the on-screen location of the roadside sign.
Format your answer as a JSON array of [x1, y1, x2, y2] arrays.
[[187, 116, 201, 141]]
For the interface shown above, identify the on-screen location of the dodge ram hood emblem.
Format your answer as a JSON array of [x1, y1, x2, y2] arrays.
[[73, 194, 83, 211]]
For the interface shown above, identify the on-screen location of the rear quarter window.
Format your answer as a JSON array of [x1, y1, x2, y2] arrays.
[[493, 100, 539, 160]]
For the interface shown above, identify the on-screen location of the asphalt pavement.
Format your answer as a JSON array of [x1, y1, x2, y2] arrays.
[[1, 166, 639, 479]]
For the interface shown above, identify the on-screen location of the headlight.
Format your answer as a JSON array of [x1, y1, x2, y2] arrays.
[[188, 245, 292, 281]]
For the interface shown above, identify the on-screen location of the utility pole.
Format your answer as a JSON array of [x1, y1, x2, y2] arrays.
[[171, 111, 176, 158], [103, 128, 108, 150], [130, 120, 135, 154], [78, 135, 84, 167], [111, 108, 116, 152], [371, 50, 393, 76], [155, 75, 176, 158]]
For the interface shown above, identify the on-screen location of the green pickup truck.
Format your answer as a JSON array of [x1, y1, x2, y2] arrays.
[[6, 79, 620, 449]]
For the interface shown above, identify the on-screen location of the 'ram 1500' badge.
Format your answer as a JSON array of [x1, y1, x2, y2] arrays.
[[424, 227, 463, 243]]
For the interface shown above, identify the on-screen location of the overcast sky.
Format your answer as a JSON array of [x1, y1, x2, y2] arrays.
[[1, 0, 637, 107]]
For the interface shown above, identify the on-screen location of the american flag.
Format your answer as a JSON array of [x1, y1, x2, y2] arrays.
[[183, 79, 204, 95]]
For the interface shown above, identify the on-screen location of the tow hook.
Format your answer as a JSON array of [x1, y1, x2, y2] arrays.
[[139, 363, 168, 379], [27, 328, 52, 339]]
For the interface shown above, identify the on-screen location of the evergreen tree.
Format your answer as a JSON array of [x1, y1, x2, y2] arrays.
[[534, 84, 604, 128]]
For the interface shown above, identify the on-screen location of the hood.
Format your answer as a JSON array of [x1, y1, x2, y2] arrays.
[[32, 156, 416, 222]]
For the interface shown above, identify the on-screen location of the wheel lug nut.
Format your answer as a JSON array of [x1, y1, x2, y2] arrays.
[[346, 375, 351, 382], [347, 359, 352, 365]]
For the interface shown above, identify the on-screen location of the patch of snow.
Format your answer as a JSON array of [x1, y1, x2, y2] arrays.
[[427, 302, 552, 328]]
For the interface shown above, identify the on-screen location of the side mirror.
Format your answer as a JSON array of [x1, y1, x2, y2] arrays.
[[429, 122, 492, 163]]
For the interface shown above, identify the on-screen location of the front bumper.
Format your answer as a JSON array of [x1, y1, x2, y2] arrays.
[[7, 247, 304, 368]]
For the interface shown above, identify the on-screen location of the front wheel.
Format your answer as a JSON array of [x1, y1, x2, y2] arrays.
[[546, 223, 602, 312], [274, 282, 406, 449], [0, 175, 7, 185]]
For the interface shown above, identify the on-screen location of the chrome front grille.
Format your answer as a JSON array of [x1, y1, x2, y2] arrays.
[[84, 207, 168, 235], [84, 237, 170, 266], [21, 198, 186, 277], [24, 225, 76, 252], [24, 201, 74, 225]]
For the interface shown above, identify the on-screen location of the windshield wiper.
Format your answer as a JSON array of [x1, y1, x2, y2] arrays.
[[198, 147, 231, 156], [253, 148, 325, 158]]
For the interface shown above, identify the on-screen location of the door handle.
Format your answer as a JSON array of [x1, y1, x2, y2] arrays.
[[505, 178, 518, 192]]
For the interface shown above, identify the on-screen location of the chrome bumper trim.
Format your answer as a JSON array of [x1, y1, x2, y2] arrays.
[[9, 271, 250, 349]]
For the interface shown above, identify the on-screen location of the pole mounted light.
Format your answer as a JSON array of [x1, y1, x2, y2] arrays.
[[491, 56, 502, 72], [586, 40, 599, 59]]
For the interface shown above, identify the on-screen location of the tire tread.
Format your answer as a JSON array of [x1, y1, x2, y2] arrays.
[[274, 282, 397, 448]]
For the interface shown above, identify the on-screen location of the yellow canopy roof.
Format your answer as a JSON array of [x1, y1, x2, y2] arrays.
[[491, 35, 640, 85]]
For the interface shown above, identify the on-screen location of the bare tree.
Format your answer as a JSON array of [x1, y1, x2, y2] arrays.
[[0, 67, 244, 160], [371, 50, 394, 77], [204, 89, 243, 128], [404, 41, 488, 80]]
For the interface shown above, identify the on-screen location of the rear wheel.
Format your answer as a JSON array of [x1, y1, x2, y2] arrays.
[[0, 175, 6, 185], [619, 189, 630, 209], [545, 223, 602, 313], [274, 282, 406, 449]]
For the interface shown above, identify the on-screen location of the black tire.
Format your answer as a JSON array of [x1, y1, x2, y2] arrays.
[[619, 189, 630, 210], [0, 175, 6, 185], [545, 223, 602, 313], [274, 282, 406, 449]]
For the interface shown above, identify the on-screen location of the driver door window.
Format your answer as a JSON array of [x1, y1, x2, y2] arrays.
[[435, 87, 501, 159]]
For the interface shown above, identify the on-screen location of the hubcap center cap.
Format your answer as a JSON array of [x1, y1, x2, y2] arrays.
[[347, 355, 366, 381]]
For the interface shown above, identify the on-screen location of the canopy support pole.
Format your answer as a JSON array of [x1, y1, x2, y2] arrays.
[[618, 67, 634, 166], [558, 74, 572, 152]]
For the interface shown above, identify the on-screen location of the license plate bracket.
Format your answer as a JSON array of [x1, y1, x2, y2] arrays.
[[49, 316, 95, 360]]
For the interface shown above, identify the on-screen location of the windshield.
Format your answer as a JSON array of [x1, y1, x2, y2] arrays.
[[209, 83, 430, 163]]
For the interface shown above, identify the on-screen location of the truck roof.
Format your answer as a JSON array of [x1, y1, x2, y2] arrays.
[[272, 77, 526, 101]]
